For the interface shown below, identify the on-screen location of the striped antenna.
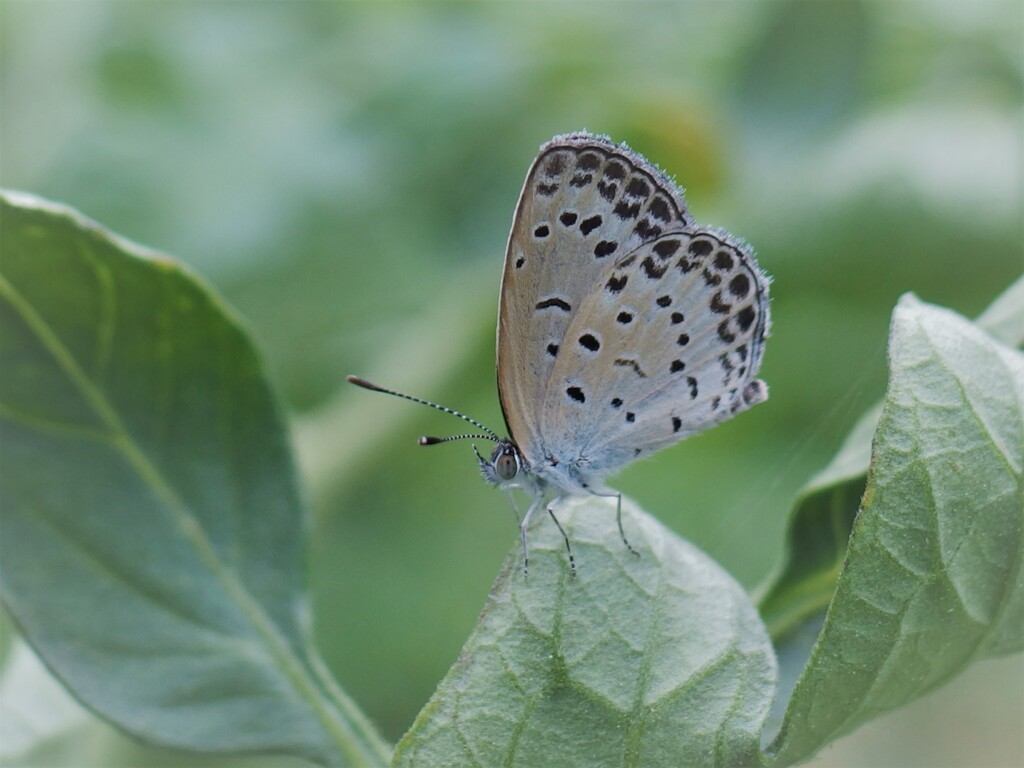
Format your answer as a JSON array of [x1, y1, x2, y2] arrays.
[[346, 375, 501, 443]]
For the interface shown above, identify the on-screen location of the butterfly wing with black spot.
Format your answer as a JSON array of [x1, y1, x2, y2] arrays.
[[542, 230, 770, 479], [497, 133, 694, 468]]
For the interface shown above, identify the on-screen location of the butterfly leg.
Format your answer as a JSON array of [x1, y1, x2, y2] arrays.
[[546, 499, 577, 579], [518, 494, 544, 578], [503, 489, 523, 527], [614, 493, 640, 558], [590, 490, 640, 557]]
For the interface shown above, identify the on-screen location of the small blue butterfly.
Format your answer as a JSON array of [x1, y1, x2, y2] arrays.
[[350, 132, 770, 576]]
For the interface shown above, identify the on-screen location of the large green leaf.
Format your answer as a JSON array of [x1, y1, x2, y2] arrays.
[[0, 192, 389, 767], [758, 277, 1024, 642], [767, 294, 1024, 764], [393, 497, 777, 768]]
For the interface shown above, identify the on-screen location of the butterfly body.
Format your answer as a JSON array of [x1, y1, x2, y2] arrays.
[[351, 131, 770, 575]]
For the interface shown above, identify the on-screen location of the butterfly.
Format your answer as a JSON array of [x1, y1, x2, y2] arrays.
[[349, 132, 770, 576]]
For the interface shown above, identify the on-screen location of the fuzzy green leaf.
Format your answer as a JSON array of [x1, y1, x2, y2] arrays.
[[393, 498, 777, 768], [758, 277, 1024, 643], [0, 192, 388, 767], [767, 294, 1024, 764]]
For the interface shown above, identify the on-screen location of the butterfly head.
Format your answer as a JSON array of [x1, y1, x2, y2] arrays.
[[475, 440, 524, 487]]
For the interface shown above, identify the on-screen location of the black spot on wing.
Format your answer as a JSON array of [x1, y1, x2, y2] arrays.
[[690, 239, 714, 256], [626, 178, 650, 198], [702, 268, 722, 287], [577, 152, 601, 171], [604, 161, 626, 180], [566, 386, 585, 403], [606, 274, 628, 294], [677, 256, 697, 274], [714, 250, 735, 271], [653, 239, 681, 259], [597, 181, 617, 202], [613, 200, 641, 220], [544, 154, 565, 176], [710, 292, 731, 314], [536, 297, 571, 312], [729, 273, 750, 297], [737, 305, 756, 332], [634, 219, 661, 240], [614, 359, 647, 378], [649, 195, 672, 222], [641, 256, 669, 279], [580, 215, 602, 236]]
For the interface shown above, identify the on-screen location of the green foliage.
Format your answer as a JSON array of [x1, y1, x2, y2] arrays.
[[766, 292, 1024, 765], [394, 499, 775, 768], [0, 192, 388, 767], [758, 279, 1024, 642], [1, 193, 1020, 767], [2, 1, 1021, 764]]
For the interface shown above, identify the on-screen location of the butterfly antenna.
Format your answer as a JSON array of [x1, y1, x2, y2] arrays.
[[419, 433, 495, 445], [346, 375, 501, 443]]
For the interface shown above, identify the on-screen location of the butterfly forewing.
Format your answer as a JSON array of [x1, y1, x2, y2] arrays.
[[498, 134, 694, 465]]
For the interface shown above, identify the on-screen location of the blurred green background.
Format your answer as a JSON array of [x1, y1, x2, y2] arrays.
[[2, 1, 1021, 765]]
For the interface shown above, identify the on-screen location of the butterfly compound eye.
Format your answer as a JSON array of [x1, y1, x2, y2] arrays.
[[492, 444, 520, 481]]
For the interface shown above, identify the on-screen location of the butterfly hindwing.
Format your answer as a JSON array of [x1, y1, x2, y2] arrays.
[[541, 230, 769, 476]]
